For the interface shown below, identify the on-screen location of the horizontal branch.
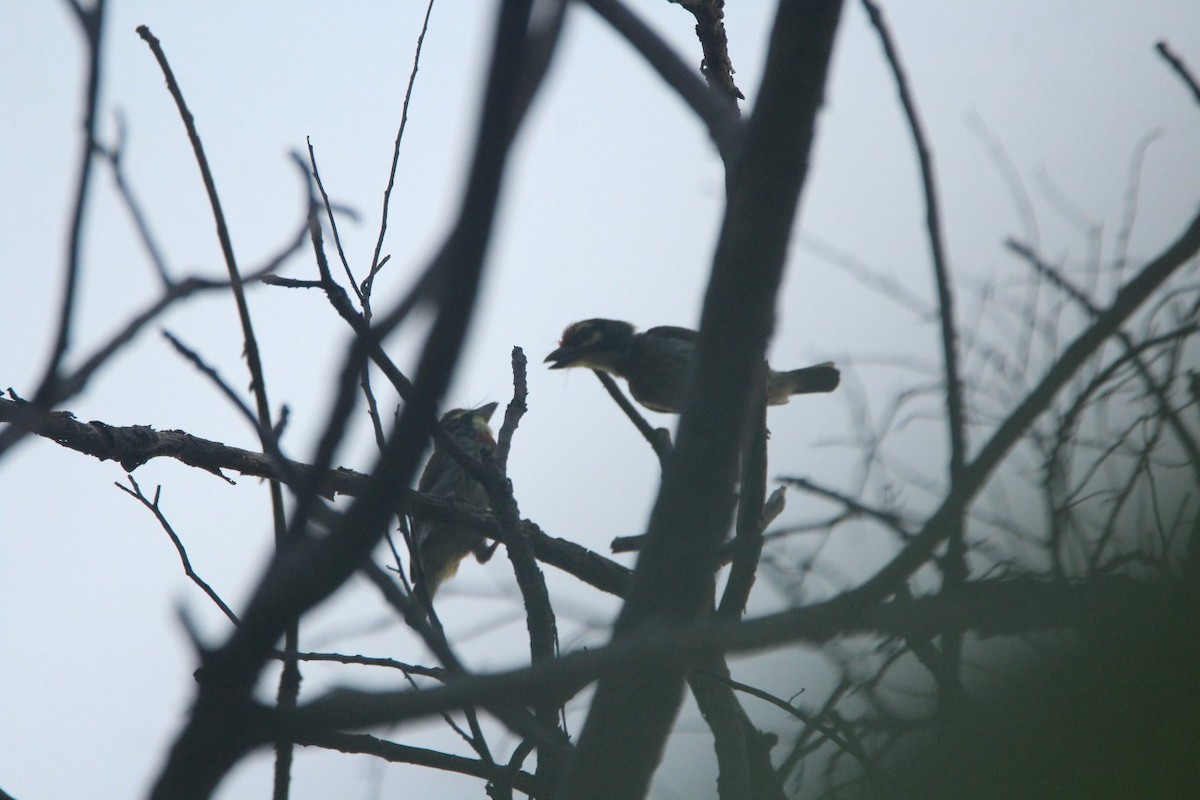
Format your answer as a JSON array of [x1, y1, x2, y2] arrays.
[[293, 729, 544, 796], [0, 397, 630, 597], [276, 575, 1164, 734]]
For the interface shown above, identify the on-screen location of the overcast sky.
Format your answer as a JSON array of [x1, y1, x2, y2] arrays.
[[3, 2, 1199, 798]]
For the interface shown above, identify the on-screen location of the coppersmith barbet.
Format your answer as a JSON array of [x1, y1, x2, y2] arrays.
[[544, 318, 839, 413], [410, 402, 500, 598]]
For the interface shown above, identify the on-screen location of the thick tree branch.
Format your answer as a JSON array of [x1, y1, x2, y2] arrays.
[[559, 4, 845, 798], [583, 0, 742, 164], [670, 0, 745, 102], [0, 396, 630, 599], [149, 4, 547, 797], [274, 575, 1164, 736]]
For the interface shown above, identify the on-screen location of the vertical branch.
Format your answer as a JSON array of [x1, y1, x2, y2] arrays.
[[694, 372, 785, 800], [861, 0, 967, 708], [860, 0, 965, 484], [671, 0, 745, 102], [149, 2, 548, 797], [365, 0, 438, 298], [558, 3, 845, 797], [135, 26, 300, 795], [489, 348, 564, 792], [32, 0, 106, 409], [495, 347, 528, 470], [718, 369, 768, 619], [135, 27, 275, 434]]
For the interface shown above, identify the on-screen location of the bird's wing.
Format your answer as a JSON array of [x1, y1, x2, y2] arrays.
[[644, 325, 699, 342]]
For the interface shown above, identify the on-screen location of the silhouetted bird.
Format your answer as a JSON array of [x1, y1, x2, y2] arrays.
[[410, 402, 499, 598], [544, 318, 839, 413]]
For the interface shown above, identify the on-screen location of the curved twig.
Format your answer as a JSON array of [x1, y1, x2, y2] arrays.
[[592, 370, 673, 464]]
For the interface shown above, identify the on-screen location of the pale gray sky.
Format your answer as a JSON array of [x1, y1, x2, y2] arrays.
[[3, 2, 1199, 798]]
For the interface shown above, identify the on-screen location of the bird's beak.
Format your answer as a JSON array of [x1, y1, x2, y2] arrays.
[[544, 346, 575, 369], [475, 401, 500, 421]]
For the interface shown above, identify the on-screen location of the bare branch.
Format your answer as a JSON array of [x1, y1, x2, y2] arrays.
[[561, 4, 846, 797], [117, 476, 240, 624], [286, 729, 544, 797], [718, 378, 769, 619], [1156, 41, 1200, 106], [592, 369, 673, 464], [0, 395, 630, 598], [860, 7, 968, 707], [279, 576, 1164, 736], [1006, 238, 1200, 484], [496, 347, 529, 470], [669, 0, 745, 102], [94, 114, 172, 287], [366, 0, 437, 295], [36, 0, 106, 406], [582, 0, 742, 164], [849, 206, 1200, 608]]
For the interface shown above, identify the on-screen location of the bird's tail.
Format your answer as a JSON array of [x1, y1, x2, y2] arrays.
[[769, 362, 840, 403]]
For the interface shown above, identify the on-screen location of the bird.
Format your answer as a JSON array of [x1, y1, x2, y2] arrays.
[[544, 318, 839, 413], [409, 402, 500, 599]]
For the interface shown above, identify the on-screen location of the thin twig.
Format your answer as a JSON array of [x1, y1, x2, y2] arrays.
[[495, 347, 528, 470], [703, 671, 871, 771], [94, 113, 172, 287], [117, 476, 239, 624], [0, 223, 304, 459], [285, 729, 544, 796], [306, 137, 363, 303], [272, 649, 445, 678], [37, 0, 106, 402], [366, 0, 438, 295], [860, 6, 968, 656], [779, 476, 913, 540], [1006, 239, 1200, 484], [151, 4, 553, 793], [135, 26, 278, 452], [487, 347, 565, 784], [378, 539, 500, 766], [161, 331, 263, 435], [135, 35, 298, 789], [1156, 41, 1200, 105], [592, 369, 673, 464], [848, 206, 1200, 608]]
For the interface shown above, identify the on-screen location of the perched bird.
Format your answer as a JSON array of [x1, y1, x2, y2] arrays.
[[544, 318, 839, 413], [410, 402, 500, 599]]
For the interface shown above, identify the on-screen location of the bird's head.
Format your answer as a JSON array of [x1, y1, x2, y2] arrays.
[[544, 318, 635, 371], [440, 402, 498, 444]]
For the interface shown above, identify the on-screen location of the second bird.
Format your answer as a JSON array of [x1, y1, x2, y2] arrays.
[[410, 402, 500, 599], [544, 318, 840, 414]]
